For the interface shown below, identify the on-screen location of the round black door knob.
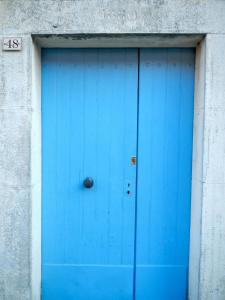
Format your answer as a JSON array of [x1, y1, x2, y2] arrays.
[[83, 177, 94, 188]]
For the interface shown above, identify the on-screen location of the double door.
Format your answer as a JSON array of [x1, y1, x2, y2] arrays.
[[42, 48, 195, 299]]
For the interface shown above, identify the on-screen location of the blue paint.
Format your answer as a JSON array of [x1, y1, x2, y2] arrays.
[[42, 48, 195, 299], [135, 48, 195, 299], [42, 49, 138, 299]]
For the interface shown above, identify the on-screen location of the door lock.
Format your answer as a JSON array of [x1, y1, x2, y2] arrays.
[[131, 156, 136, 165]]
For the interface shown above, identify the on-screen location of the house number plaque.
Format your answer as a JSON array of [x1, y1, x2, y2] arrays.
[[3, 38, 22, 51]]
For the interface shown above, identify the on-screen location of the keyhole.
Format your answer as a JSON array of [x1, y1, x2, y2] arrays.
[[127, 183, 131, 194]]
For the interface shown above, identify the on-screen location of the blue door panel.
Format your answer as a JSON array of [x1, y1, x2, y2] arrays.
[[42, 48, 138, 299], [42, 48, 195, 300], [135, 48, 195, 299], [42, 265, 133, 300], [135, 266, 187, 300]]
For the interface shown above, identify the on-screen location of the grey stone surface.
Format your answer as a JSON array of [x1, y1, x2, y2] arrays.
[[189, 39, 206, 300], [0, 0, 225, 34], [0, 1, 225, 299], [199, 35, 225, 300], [0, 187, 31, 300], [0, 40, 32, 109], [0, 109, 31, 187]]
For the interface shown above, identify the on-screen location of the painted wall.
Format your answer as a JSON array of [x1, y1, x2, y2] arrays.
[[0, 1, 225, 299]]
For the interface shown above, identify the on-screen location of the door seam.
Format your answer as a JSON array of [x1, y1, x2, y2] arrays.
[[132, 48, 141, 300]]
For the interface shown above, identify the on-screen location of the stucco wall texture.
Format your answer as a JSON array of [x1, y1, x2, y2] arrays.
[[0, 1, 225, 299]]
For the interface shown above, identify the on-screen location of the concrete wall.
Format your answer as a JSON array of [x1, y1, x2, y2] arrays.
[[0, 1, 225, 299], [199, 35, 225, 299]]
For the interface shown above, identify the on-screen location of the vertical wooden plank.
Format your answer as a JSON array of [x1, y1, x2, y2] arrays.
[[135, 48, 195, 300]]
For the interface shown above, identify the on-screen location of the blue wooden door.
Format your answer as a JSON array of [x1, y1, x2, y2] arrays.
[[42, 48, 195, 300], [42, 49, 138, 299], [135, 48, 195, 299]]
